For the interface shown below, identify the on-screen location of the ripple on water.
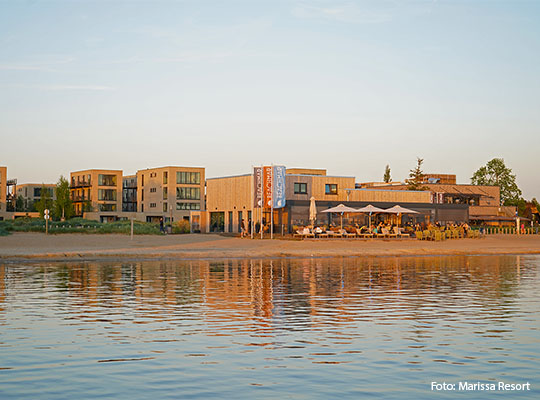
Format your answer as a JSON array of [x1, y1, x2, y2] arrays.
[[0, 255, 539, 399]]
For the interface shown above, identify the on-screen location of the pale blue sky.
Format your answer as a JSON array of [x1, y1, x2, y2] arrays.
[[1, 0, 539, 198]]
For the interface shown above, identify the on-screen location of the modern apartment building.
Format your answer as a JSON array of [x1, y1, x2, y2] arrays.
[[0, 166, 7, 219], [122, 175, 137, 212], [16, 183, 56, 212], [70, 169, 123, 222], [136, 166, 205, 222]]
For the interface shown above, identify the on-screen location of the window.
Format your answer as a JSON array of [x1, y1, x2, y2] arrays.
[[98, 174, 117, 186], [141, 189, 144, 201], [163, 171, 168, 184], [176, 187, 200, 200], [141, 174, 144, 187], [163, 187, 168, 200], [163, 202, 168, 212], [150, 203, 156, 208], [176, 171, 201, 184], [325, 184, 338, 195], [294, 182, 307, 194], [176, 202, 201, 210], [98, 189, 117, 201], [150, 188, 157, 193], [99, 204, 116, 212]]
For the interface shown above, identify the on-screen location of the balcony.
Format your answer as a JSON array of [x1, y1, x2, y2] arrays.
[[70, 179, 91, 188]]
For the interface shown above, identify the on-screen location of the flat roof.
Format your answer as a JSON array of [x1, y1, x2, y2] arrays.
[[345, 188, 431, 193], [207, 173, 252, 180]]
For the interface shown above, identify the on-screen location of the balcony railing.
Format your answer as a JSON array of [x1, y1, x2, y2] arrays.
[[70, 180, 91, 188]]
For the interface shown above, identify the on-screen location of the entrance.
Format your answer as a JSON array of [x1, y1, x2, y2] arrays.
[[210, 212, 225, 232]]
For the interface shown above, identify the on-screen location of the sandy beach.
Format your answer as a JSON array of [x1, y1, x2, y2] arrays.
[[1, 232, 540, 261]]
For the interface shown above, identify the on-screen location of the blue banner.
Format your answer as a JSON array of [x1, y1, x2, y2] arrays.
[[272, 165, 286, 209]]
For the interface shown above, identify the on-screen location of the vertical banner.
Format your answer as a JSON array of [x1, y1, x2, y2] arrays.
[[263, 166, 273, 208], [272, 165, 286, 209], [253, 167, 262, 207]]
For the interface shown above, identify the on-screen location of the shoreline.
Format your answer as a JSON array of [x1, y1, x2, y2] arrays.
[[1, 232, 540, 262]]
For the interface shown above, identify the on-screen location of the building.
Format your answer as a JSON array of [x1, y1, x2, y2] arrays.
[[204, 168, 468, 234], [136, 166, 205, 223], [0, 166, 7, 219], [15, 183, 56, 212], [122, 175, 137, 212], [364, 173, 515, 226], [70, 169, 123, 222]]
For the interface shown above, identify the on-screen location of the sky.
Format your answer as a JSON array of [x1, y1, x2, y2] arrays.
[[1, 0, 539, 199]]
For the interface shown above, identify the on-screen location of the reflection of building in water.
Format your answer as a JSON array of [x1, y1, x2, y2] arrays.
[[0, 257, 527, 329]]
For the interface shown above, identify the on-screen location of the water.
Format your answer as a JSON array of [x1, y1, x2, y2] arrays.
[[0, 256, 538, 399]]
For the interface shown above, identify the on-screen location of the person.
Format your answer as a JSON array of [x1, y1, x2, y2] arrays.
[[240, 219, 246, 238], [159, 217, 165, 234]]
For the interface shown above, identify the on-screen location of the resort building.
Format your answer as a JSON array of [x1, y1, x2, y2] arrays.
[[364, 174, 515, 226], [70, 169, 123, 222], [136, 166, 205, 223], [204, 167, 469, 234], [15, 184, 56, 213]]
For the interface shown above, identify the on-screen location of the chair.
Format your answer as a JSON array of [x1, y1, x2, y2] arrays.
[[394, 226, 409, 238]]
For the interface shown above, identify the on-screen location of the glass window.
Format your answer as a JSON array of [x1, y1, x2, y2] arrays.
[[294, 182, 307, 194], [176, 187, 200, 200], [163, 171, 168, 184], [176, 202, 201, 210], [98, 174, 117, 186], [99, 204, 117, 211], [98, 189, 117, 201], [163, 187, 168, 200], [176, 171, 201, 184], [163, 202, 168, 212], [325, 184, 337, 195]]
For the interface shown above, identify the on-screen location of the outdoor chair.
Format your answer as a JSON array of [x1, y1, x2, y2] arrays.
[[394, 227, 409, 238], [356, 228, 373, 238], [416, 231, 423, 240]]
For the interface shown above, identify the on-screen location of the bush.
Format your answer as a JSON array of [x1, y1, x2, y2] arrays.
[[0, 218, 161, 235], [172, 220, 190, 234]]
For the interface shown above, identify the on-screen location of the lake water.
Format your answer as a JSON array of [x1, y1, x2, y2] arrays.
[[0, 256, 538, 399]]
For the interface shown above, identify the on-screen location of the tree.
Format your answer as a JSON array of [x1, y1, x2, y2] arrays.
[[406, 157, 428, 191], [34, 184, 53, 217], [383, 165, 392, 183], [54, 176, 74, 220], [15, 196, 24, 211], [471, 158, 522, 205]]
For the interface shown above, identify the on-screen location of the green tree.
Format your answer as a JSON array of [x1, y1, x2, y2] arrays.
[[406, 157, 428, 191], [383, 165, 392, 183], [471, 158, 522, 205], [15, 196, 24, 211], [34, 184, 53, 217], [54, 176, 74, 220]]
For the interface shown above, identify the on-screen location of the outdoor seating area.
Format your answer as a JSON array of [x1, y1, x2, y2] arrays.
[[415, 224, 481, 241], [292, 203, 478, 240]]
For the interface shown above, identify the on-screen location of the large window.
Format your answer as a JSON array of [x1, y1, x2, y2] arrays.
[[163, 187, 168, 200], [176, 187, 200, 200], [99, 204, 117, 212], [98, 174, 117, 186], [176, 202, 201, 210], [176, 171, 201, 184], [325, 184, 338, 195], [294, 182, 307, 194], [98, 189, 117, 201], [163, 171, 168, 184]]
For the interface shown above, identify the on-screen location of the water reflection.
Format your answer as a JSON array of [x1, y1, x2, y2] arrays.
[[0, 256, 538, 399]]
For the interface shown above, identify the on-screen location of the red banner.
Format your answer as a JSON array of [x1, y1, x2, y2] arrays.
[[263, 166, 273, 209]]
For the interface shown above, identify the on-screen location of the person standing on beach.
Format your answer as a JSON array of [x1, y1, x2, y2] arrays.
[[241, 219, 246, 238]]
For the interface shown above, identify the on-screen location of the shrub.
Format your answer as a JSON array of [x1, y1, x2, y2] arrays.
[[172, 220, 190, 234]]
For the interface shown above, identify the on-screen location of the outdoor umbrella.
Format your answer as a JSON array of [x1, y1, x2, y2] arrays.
[[322, 204, 359, 229], [356, 204, 388, 228], [309, 196, 317, 227], [385, 205, 419, 226]]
